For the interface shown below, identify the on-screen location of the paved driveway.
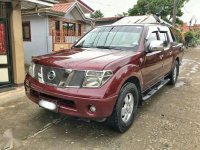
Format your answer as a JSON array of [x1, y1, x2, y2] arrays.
[[0, 48, 200, 150]]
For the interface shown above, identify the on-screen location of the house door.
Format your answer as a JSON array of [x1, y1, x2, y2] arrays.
[[0, 19, 12, 88]]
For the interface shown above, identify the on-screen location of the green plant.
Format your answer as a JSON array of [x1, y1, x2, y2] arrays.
[[128, 0, 189, 25], [184, 31, 194, 45], [90, 10, 104, 18]]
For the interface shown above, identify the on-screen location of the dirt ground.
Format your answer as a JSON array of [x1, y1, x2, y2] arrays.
[[1, 48, 200, 150]]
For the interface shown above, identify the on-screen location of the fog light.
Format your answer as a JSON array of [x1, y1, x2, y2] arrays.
[[89, 105, 96, 112]]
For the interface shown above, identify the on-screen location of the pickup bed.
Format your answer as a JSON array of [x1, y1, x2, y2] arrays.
[[24, 23, 183, 132]]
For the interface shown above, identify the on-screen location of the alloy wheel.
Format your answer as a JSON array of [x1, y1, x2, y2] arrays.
[[121, 93, 134, 123]]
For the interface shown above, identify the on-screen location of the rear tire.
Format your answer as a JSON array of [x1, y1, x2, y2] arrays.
[[168, 61, 179, 85], [106, 82, 139, 133]]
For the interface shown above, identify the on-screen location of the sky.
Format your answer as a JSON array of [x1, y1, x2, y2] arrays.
[[82, 0, 200, 24]]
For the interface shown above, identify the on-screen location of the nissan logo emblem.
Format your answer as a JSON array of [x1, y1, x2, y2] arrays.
[[47, 70, 56, 81]]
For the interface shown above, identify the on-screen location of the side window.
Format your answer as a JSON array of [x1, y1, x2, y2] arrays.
[[147, 31, 158, 46], [159, 32, 169, 47], [22, 21, 31, 41]]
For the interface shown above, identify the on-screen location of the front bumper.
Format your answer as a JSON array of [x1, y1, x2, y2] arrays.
[[24, 75, 117, 119]]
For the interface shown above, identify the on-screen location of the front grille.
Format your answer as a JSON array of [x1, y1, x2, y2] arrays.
[[33, 64, 85, 88], [42, 66, 67, 86], [68, 70, 85, 87]]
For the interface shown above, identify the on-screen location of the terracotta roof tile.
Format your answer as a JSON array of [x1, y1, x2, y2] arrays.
[[51, 2, 75, 13], [77, 0, 94, 12]]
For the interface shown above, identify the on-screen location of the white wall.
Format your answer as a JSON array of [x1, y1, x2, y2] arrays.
[[22, 15, 52, 64], [64, 7, 82, 20], [65, 12, 75, 20], [86, 23, 92, 32]]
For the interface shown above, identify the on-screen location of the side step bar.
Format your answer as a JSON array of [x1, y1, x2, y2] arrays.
[[142, 78, 170, 101]]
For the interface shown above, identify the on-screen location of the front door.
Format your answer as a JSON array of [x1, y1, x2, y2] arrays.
[[0, 19, 12, 87], [141, 27, 163, 90]]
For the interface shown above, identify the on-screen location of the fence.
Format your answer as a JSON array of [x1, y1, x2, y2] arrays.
[[52, 30, 81, 52]]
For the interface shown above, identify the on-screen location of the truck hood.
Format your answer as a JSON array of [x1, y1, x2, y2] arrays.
[[33, 48, 138, 70]]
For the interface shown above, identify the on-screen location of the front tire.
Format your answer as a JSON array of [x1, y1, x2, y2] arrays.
[[168, 61, 179, 85], [106, 82, 139, 133]]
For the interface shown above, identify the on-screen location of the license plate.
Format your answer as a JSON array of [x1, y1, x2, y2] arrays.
[[39, 100, 57, 112]]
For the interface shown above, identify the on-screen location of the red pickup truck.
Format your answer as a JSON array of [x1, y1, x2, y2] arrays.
[[24, 23, 183, 132]]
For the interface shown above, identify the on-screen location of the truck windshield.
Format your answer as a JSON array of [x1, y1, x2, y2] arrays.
[[74, 26, 143, 51]]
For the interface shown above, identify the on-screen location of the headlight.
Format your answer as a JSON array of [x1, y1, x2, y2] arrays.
[[28, 62, 35, 77], [82, 70, 113, 88]]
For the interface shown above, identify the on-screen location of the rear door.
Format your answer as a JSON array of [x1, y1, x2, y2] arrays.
[[158, 27, 173, 76], [141, 26, 164, 90]]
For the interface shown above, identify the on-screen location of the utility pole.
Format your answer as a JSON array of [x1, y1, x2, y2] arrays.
[[172, 0, 180, 26]]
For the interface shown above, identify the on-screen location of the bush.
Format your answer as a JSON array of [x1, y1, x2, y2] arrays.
[[184, 32, 194, 43], [184, 31, 195, 47]]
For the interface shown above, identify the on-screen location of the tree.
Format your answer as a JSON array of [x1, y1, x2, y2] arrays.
[[115, 12, 128, 17], [128, 0, 189, 24], [90, 10, 104, 18]]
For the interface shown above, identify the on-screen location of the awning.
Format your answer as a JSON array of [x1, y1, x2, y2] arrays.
[[21, 0, 54, 10]]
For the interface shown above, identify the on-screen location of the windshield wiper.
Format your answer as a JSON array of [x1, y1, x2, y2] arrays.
[[95, 46, 111, 49], [73, 45, 90, 48], [95, 46, 122, 50], [109, 47, 122, 50]]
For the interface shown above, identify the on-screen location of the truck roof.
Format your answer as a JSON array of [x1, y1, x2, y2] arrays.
[[113, 15, 172, 27], [99, 23, 170, 29], [97, 15, 173, 29]]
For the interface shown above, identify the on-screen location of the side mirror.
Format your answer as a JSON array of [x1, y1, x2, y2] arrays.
[[148, 40, 164, 52]]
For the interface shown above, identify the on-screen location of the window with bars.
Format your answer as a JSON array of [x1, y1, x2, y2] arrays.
[[63, 22, 76, 36], [22, 22, 31, 41]]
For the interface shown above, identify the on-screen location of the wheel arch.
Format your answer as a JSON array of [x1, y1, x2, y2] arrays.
[[122, 76, 143, 106], [124, 76, 141, 88]]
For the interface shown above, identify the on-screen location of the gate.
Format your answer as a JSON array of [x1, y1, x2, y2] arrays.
[[0, 2, 13, 88]]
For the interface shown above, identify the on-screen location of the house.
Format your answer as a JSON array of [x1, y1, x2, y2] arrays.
[[181, 23, 200, 33], [0, 0, 54, 91], [181, 23, 190, 32], [22, 0, 94, 64], [59, 0, 94, 14]]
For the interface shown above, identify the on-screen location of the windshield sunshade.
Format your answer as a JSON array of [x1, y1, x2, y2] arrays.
[[75, 26, 143, 51]]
